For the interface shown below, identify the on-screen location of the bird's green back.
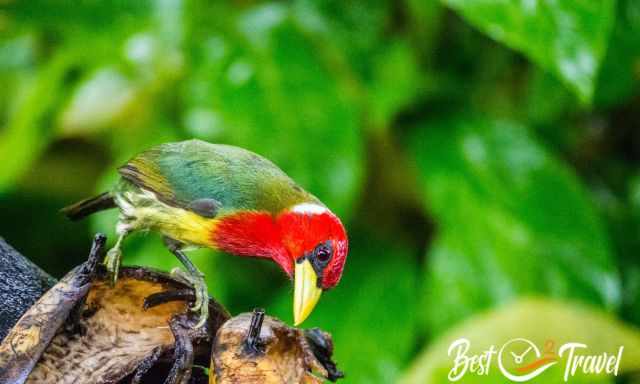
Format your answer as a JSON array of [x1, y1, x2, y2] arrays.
[[118, 140, 317, 215]]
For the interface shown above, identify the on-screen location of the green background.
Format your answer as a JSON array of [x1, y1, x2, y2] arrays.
[[1, 0, 640, 382]]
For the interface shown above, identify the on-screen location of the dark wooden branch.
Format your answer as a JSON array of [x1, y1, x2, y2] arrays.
[[0, 237, 56, 341]]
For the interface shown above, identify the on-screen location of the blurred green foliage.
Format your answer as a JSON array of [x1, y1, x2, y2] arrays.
[[0, 0, 639, 382], [411, 118, 621, 335]]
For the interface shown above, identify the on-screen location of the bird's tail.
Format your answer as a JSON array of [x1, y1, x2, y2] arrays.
[[61, 192, 116, 221]]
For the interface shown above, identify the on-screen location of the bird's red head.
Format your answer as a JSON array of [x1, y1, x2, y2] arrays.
[[277, 203, 348, 290], [211, 201, 347, 325], [277, 202, 348, 325]]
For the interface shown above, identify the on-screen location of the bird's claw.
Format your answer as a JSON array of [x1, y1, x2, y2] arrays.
[[170, 267, 191, 285], [170, 267, 209, 328], [104, 247, 121, 285], [194, 298, 209, 329]]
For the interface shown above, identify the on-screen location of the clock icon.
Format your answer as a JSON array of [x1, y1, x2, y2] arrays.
[[498, 338, 558, 382]]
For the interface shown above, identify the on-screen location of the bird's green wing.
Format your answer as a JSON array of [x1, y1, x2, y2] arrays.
[[118, 140, 315, 215], [119, 153, 179, 205]]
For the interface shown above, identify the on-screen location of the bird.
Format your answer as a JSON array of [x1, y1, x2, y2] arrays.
[[62, 139, 348, 328]]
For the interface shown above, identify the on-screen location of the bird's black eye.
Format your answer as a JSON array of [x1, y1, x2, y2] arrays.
[[313, 242, 333, 266], [309, 241, 333, 288], [316, 246, 331, 263]]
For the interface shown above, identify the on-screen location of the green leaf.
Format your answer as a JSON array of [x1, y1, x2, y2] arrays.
[[593, 173, 640, 327], [4, 0, 152, 34], [184, 3, 364, 219], [526, 69, 577, 125], [440, 0, 615, 103], [0, 51, 76, 192], [410, 117, 620, 335], [367, 39, 422, 130], [57, 68, 138, 136], [400, 298, 640, 384], [594, 0, 640, 107], [268, 232, 419, 383], [291, 0, 392, 75], [291, 1, 425, 130]]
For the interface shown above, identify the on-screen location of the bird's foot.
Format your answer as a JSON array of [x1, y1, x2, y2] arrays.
[[104, 247, 122, 286], [170, 267, 209, 328]]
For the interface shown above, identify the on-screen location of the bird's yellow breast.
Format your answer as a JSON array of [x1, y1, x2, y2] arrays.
[[114, 188, 217, 247]]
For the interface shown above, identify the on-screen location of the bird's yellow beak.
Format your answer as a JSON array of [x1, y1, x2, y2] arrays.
[[293, 258, 322, 326]]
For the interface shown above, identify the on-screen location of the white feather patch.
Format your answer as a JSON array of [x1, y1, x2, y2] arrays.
[[291, 202, 328, 215]]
